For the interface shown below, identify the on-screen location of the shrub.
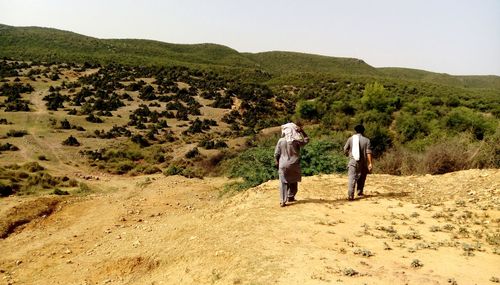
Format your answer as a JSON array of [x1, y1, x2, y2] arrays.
[[444, 107, 495, 140], [85, 113, 103, 123], [226, 146, 277, 190], [376, 147, 422, 175], [7, 129, 28, 137], [164, 164, 183, 176], [62, 135, 80, 146], [52, 188, 69, 195], [131, 134, 150, 147], [114, 161, 135, 174], [395, 113, 429, 143], [0, 143, 19, 151], [300, 140, 347, 176], [365, 124, 392, 157], [423, 138, 469, 174], [0, 182, 14, 197], [185, 147, 200, 159], [22, 162, 44, 172], [296, 100, 319, 121]]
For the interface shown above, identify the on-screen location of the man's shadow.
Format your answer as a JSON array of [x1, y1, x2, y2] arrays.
[[290, 191, 411, 206]]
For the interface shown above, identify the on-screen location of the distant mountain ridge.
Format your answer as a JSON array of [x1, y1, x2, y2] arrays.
[[1, 23, 499, 89]]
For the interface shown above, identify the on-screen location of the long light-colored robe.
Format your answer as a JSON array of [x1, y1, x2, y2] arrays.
[[274, 136, 309, 184]]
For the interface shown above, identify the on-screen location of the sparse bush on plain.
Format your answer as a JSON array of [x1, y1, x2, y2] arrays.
[[6, 129, 28, 137], [62, 135, 80, 146]]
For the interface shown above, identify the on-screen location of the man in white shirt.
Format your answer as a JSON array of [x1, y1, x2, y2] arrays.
[[343, 124, 373, 200]]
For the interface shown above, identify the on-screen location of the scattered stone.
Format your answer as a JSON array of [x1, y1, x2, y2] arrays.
[[411, 259, 423, 268], [343, 267, 358, 276]]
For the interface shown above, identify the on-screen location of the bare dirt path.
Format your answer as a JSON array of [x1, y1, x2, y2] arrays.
[[0, 169, 499, 285]]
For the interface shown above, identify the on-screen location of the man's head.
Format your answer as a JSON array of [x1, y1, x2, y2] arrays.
[[354, 124, 365, 134]]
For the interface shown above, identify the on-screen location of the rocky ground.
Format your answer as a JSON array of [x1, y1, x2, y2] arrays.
[[0, 169, 499, 285]]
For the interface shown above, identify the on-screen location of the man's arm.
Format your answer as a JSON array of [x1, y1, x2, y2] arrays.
[[366, 139, 373, 172], [367, 153, 373, 173], [343, 138, 351, 156], [274, 140, 281, 168]]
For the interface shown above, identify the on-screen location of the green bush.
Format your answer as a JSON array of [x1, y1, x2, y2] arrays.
[[164, 164, 183, 176], [444, 107, 495, 140], [6, 129, 28, 137], [227, 146, 277, 190], [52, 188, 69, 195], [62, 135, 80, 146], [395, 113, 429, 143], [364, 124, 393, 157], [296, 100, 320, 121], [300, 140, 347, 176], [0, 182, 14, 197], [114, 161, 135, 174]]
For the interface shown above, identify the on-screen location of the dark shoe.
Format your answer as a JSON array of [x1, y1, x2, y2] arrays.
[[287, 197, 296, 202], [347, 197, 354, 201], [280, 202, 286, 207], [358, 193, 364, 197]]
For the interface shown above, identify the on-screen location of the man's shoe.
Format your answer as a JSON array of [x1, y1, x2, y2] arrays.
[[280, 202, 286, 207], [358, 193, 364, 197], [287, 197, 296, 202], [347, 197, 354, 201]]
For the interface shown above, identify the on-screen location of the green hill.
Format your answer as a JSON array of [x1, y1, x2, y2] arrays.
[[1, 23, 499, 89], [379, 67, 500, 89], [0, 24, 258, 69], [243, 51, 378, 75]]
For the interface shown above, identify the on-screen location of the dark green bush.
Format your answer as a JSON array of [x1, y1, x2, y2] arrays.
[[6, 129, 28, 137], [185, 147, 200, 159], [62, 135, 80, 146], [300, 140, 347, 176], [53, 188, 69, 195], [395, 113, 429, 143], [296, 100, 320, 121], [0, 182, 14, 197], [227, 146, 277, 190], [444, 107, 495, 140]]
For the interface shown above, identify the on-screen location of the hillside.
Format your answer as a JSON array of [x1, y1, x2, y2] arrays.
[[379, 67, 500, 90], [2, 24, 500, 89], [0, 24, 258, 69], [243, 51, 378, 76], [0, 169, 499, 284]]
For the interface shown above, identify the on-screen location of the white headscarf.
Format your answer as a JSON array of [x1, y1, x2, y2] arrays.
[[281, 123, 303, 142]]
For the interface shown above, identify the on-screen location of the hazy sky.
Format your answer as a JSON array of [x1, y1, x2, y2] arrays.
[[1, 0, 499, 75]]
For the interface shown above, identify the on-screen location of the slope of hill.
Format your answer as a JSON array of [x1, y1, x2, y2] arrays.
[[2, 24, 500, 90], [379, 67, 500, 89], [244, 51, 378, 76], [0, 169, 498, 284], [0, 24, 258, 69]]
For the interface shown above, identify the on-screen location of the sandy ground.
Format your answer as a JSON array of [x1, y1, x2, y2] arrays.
[[0, 169, 499, 285]]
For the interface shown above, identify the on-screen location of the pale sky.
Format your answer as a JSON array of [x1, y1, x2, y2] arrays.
[[1, 0, 499, 75]]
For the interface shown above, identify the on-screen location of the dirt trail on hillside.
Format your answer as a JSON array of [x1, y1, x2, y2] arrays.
[[0, 170, 499, 285]]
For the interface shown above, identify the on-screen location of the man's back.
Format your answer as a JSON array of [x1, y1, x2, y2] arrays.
[[344, 135, 372, 167]]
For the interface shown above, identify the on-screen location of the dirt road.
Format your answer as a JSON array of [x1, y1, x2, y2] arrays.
[[1, 169, 499, 285]]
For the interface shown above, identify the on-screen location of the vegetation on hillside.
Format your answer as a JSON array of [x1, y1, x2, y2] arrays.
[[0, 24, 499, 194]]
